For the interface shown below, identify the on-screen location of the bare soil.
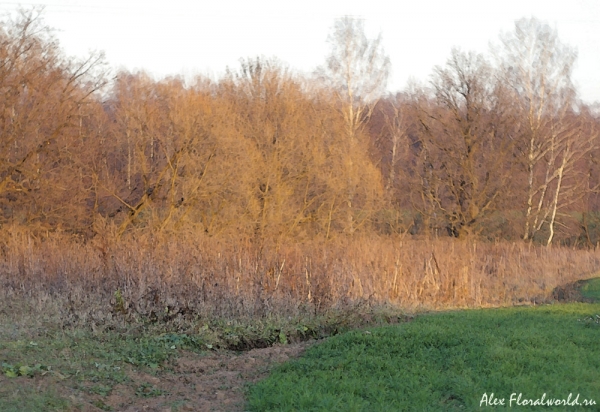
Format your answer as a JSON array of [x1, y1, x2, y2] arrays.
[[53, 341, 313, 412]]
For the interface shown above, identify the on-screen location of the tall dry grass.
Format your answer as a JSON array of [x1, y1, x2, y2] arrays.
[[1, 227, 599, 329]]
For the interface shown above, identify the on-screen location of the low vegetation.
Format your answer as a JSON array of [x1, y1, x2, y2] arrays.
[[248, 303, 600, 411], [580, 278, 600, 301], [2, 210, 599, 410], [1, 6, 600, 412], [4, 232, 600, 324], [1, 232, 600, 410], [0, 294, 404, 411]]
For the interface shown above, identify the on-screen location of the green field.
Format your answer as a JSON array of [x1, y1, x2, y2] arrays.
[[580, 278, 600, 302], [248, 303, 600, 411], [2, 280, 599, 411]]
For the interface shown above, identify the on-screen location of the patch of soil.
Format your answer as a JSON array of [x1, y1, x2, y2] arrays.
[[81, 341, 315, 412]]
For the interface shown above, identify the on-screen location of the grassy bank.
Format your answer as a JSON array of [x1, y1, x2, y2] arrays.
[[248, 303, 600, 411], [0, 300, 404, 411], [2, 292, 599, 411], [2, 233, 600, 410]]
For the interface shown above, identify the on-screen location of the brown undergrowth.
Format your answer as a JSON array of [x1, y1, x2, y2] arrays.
[[2, 226, 599, 341]]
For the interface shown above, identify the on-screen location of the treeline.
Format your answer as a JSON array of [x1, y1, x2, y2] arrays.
[[1, 10, 599, 246]]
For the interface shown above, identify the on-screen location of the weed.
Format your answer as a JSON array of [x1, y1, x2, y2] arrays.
[[92, 399, 113, 411], [1, 362, 49, 378], [135, 382, 167, 398], [1, 234, 600, 411], [113, 289, 127, 314], [88, 384, 112, 396]]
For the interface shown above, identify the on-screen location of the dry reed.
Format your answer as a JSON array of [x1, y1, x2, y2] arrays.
[[1, 226, 599, 332]]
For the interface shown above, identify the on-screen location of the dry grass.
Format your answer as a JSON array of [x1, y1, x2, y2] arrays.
[[1, 227, 599, 334]]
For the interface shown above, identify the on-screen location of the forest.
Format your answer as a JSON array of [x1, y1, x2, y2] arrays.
[[1, 9, 600, 320], [3, 10, 600, 410]]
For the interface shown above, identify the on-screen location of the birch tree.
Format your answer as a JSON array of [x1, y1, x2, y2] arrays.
[[317, 17, 390, 232], [318, 16, 391, 140], [495, 17, 584, 244]]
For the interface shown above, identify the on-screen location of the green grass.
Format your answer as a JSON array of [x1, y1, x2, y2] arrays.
[[3, 298, 599, 411], [247, 303, 600, 411], [0, 329, 208, 411], [0, 301, 407, 410], [0, 387, 70, 412], [580, 278, 600, 302], [0, 330, 202, 380]]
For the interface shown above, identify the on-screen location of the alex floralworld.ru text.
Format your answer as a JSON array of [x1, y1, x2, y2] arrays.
[[480, 393, 596, 407]]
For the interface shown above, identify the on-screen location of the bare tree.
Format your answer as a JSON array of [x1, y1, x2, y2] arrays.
[[318, 16, 391, 140], [495, 17, 584, 244], [219, 57, 383, 241], [317, 17, 390, 233], [413, 49, 519, 237], [524, 113, 597, 245], [97, 72, 220, 237], [0, 9, 106, 230], [370, 95, 407, 193]]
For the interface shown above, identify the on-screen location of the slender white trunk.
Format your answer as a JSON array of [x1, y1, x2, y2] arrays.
[[547, 145, 569, 246]]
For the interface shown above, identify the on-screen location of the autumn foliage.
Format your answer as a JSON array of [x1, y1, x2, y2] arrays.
[[1, 10, 600, 320]]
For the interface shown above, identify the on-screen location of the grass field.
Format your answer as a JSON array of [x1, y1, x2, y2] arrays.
[[580, 278, 600, 302], [247, 302, 600, 411], [0, 303, 404, 411], [1, 278, 599, 411]]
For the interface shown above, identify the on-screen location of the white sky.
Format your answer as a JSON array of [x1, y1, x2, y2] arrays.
[[1, 0, 599, 102]]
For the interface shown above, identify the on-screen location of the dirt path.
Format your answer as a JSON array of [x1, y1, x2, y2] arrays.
[[70, 341, 315, 412]]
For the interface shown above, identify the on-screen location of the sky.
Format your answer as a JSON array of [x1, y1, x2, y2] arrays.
[[1, 0, 599, 103]]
